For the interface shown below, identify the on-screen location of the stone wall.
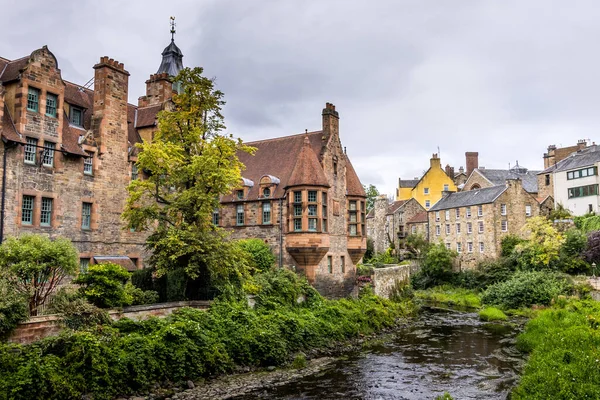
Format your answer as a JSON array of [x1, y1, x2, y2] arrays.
[[8, 301, 211, 345], [367, 195, 389, 255], [371, 263, 417, 299]]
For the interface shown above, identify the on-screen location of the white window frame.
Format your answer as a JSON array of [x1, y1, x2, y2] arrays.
[[435, 211, 440, 222], [501, 204, 507, 216], [42, 142, 55, 167], [525, 205, 532, 217], [466, 207, 471, 218], [456, 223, 461, 234], [262, 202, 271, 224], [445, 210, 450, 220], [479, 242, 484, 253], [467, 242, 473, 253], [236, 204, 244, 226], [84, 153, 93, 175], [425, 200, 431, 209], [424, 187, 430, 195], [477, 205, 483, 217], [501, 220, 508, 232], [443, 184, 449, 191], [40, 197, 53, 227], [436, 225, 441, 236], [457, 242, 462, 253], [467, 222, 472, 234], [446, 224, 450, 234], [478, 221, 484, 233], [24, 137, 37, 164]]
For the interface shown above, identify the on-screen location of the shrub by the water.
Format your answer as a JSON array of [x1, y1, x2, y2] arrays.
[[478, 307, 507, 322], [481, 270, 572, 310]]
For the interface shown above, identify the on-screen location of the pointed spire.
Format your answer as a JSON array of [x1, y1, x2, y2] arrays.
[[170, 16, 176, 41], [157, 16, 184, 76], [286, 136, 330, 189]]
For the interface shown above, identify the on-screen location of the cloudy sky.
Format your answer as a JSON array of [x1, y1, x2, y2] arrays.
[[2, 0, 599, 196]]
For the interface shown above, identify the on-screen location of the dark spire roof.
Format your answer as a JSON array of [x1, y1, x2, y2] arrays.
[[156, 17, 184, 76]]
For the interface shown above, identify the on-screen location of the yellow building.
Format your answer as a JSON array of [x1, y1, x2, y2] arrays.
[[396, 153, 457, 210]]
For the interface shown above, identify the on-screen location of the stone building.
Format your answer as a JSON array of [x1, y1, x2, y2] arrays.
[[366, 196, 425, 254], [0, 35, 184, 271], [428, 178, 546, 269], [217, 103, 367, 297]]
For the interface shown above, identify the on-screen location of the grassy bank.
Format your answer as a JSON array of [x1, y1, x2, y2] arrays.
[[414, 286, 482, 309], [512, 299, 600, 399], [0, 269, 415, 400]]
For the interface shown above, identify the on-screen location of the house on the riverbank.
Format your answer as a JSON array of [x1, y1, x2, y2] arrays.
[[218, 103, 367, 297]]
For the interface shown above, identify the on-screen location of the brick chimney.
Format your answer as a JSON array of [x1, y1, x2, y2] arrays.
[[578, 139, 587, 150], [430, 153, 441, 169], [138, 72, 173, 107], [445, 164, 455, 179], [92, 56, 130, 154], [322, 102, 339, 145], [465, 152, 479, 176]]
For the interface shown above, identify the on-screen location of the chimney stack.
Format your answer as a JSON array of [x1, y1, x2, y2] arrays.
[[430, 153, 441, 169], [465, 152, 479, 176], [445, 164, 455, 179], [138, 72, 173, 107], [578, 139, 587, 150], [321, 102, 339, 145]]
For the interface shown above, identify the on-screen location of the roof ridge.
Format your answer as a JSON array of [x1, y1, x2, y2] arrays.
[[245, 130, 322, 145]]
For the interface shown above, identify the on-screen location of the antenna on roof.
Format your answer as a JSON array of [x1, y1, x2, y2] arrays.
[[170, 16, 176, 41]]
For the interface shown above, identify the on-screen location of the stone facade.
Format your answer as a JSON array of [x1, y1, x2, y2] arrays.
[[428, 179, 545, 269]]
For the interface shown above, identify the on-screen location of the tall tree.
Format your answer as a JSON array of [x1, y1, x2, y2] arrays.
[[364, 184, 380, 212], [123, 67, 253, 289]]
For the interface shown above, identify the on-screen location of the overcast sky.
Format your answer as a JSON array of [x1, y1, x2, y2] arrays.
[[2, 0, 599, 196]]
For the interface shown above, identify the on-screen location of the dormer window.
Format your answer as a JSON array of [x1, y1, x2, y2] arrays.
[[70, 107, 83, 127], [236, 190, 244, 200], [263, 187, 271, 198]]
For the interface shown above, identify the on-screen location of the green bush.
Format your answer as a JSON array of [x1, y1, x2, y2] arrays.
[[47, 287, 111, 330], [482, 271, 572, 309], [501, 234, 524, 257], [0, 278, 28, 337], [479, 307, 507, 322], [411, 243, 457, 289], [238, 239, 276, 273], [415, 286, 481, 308], [125, 283, 159, 306], [557, 228, 589, 274], [356, 263, 373, 277], [74, 263, 132, 308]]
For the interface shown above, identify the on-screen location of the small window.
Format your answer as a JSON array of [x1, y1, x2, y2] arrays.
[[457, 242, 462, 253], [262, 202, 271, 224], [545, 174, 550, 186], [466, 207, 472, 218], [349, 200, 357, 211], [501, 220, 508, 232], [263, 187, 271, 198], [590, 204, 594, 214], [40, 197, 53, 227], [341, 256, 345, 273], [212, 209, 219, 226], [456, 223, 461, 234], [79, 258, 90, 274], [308, 218, 317, 231], [24, 137, 37, 164], [435, 211, 440, 222], [425, 200, 430, 209], [333, 161, 338, 176], [467, 222, 472, 234], [308, 191, 317, 202], [308, 205, 317, 216], [443, 184, 449, 191], [436, 225, 441, 236], [411, 225, 416, 234], [27, 87, 39, 112], [525, 205, 532, 217], [322, 219, 328, 233], [445, 210, 450, 220], [349, 224, 357, 236], [131, 163, 138, 180], [445, 242, 451, 250], [236, 204, 244, 225], [467, 242, 473, 253], [294, 191, 302, 203], [478, 221, 484, 233], [456, 209, 460, 218], [500, 204, 507, 216], [477, 205, 483, 217], [294, 218, 302, 231], [42, 142, 55, 167], [70, 107, 83, 127], [236, 190, 244, 200], [327, 256, 333, 273], [479, 242, 484, 253], [82, 202, 92, 229], [84, 153, 93, 175], [446, 224, 450, 234], [424, 187, 430, 195], [294, 204, 302, 217], [45, 93, 58, 117], [21, 195, 34, 225]]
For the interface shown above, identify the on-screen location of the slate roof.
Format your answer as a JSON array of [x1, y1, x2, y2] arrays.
[[157, 40, 184, 76], [548, 145, 600, 173], [345, 155, 366, 197], [477, 168, 540, 193], [135, 104, 162, 128], [398, 179, 419, 188], [0, 56, 28, 82], [429, 185, 507, 211]]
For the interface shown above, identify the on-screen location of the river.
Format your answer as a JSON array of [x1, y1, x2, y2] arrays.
[[234, 307, 524, 400]]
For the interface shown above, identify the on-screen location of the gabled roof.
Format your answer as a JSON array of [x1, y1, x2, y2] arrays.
[[286, 136, 329, 189], [345, 155, 366, 197], [136, 104, 162, 128], [1, 105, 24, 143], [61, 111, 87, 156], [398, 179, 418, 188], [549, 145, 600, 173], [0, 56, 28, 82], [475, 168, 540, 193], [407, 211, 428, 224], [429, 185, 507, 211]]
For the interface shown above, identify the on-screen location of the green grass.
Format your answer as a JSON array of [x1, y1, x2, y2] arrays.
[[511, 299, 600, 399], [478, 307, 507, 322], [414, 286, 481, 309]]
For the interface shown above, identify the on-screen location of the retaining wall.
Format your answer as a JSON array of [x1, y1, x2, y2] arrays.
[[371, 260, 420, 299]]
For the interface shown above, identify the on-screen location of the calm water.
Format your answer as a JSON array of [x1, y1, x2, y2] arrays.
[[236, 307, 524, 400]]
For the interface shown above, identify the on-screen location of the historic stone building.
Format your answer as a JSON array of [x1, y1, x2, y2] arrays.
[[0, 34, 184, 271], [217, 103, 367, 297], [366, 196, 425, 255], [428, 178, 548, 269]]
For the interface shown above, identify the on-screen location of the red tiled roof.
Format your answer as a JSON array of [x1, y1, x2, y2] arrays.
[[407, 211, 428, 224], [135, 104, 162, 128], [93, 256, 137, 272], [0, 56, 28, 82], [286, 136, 329, 188], [1, 105, 24, 143], [387, 200, 407, 214], [61, 111, 87, 156], [345, 155, 366, 197]]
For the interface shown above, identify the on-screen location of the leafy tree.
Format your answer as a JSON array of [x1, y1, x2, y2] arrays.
[[557, 228, 588, 273], [514, 216, 564, 270], [238, 239, 275, 273], [500, 234, 524, 257], [411, 243, 457, 289], [123, 67, 253, 290], [0, 234, 78, 316], [548, 202, 573, 221], [0, 278, 28, 336], [405, 233, 430, 258], [584, 230, 600, 266], [74, 263, 132, 308], [574, 213, 600, 233], [363, 184, 380, 212]]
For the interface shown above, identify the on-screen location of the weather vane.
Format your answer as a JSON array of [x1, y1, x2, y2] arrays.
[[170, 16, 176, 41]]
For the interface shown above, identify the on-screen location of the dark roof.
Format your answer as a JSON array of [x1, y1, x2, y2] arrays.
[[0, 56, 28, 82], [136, 104, 162, 128], [286, 136, 329, 189], [1, 105, 24, 143], [61, 111, 87, 156], [345, 155, 366, 197], [429, 185, 507, 211], [398, 179, 418, 188], [157, 40, 184, 76], [93, 256, 137, 272], [477, 168, 540, 193], [388, 200, 407, 214], [407, 211, 428, 224], [550, 145, 600, 173]]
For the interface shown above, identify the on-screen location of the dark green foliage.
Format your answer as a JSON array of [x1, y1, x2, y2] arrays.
[[238, 238, 275, 273], [0, 279, 28, 337], [404, 233, 430, 258], [47, 288, 111, 330], [574, 213, 600, 233], [500, 234, 524, 257], [356, 263, 373, 277], [482, 271, 573, 309], [548, 203, 573, 222], [512, 300, 600, 399], [0, 269, 414, 399], [131, 268, 153, 292], [557, 228, 588, 273], [131, 267, 213, 302], [364, 238, 374, 261], [74, 263, 132, 308], [411, 243, 457, 289], [125, 284, 159, 306], [584, 230, 600, 266]]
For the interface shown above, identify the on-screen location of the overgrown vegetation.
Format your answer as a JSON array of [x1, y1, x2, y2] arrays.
[[0, 269, 415, 399], [238, 239, 276, 273], [0, 279, 28, 337], [478, 307, 507, 322], [512, 300, 600, 399], [410, 243, 457, 289], [74, 263, 133, 308], [414, 286, 481, 308]]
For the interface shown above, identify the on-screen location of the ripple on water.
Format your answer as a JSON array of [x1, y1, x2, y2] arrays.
[[233, 308, 524, 400]]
